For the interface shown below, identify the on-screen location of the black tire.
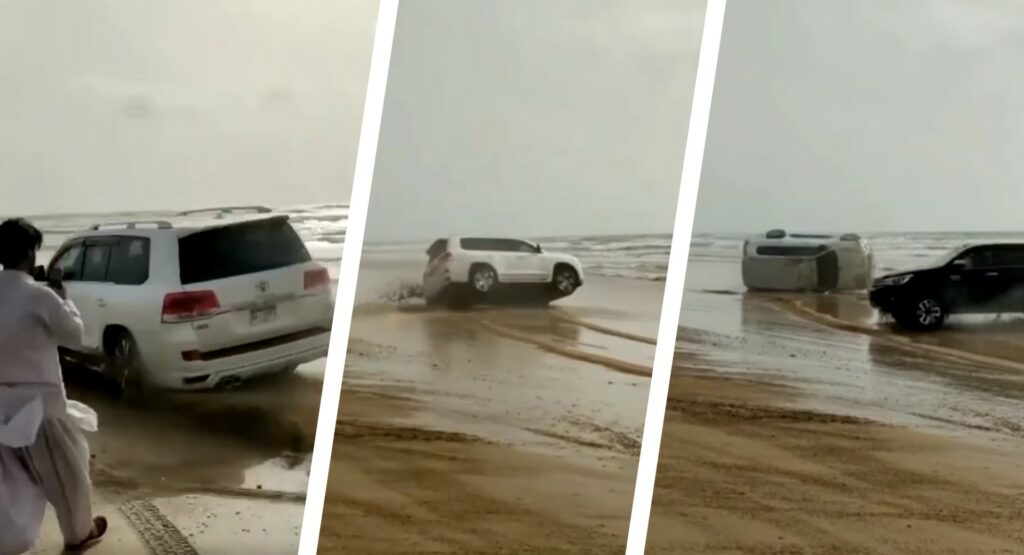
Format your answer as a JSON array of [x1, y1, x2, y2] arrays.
[[893, 296, 947, 332], [551, 265, 580, 296], [105, 328, 148, 396], [469, 265, 499, 294]]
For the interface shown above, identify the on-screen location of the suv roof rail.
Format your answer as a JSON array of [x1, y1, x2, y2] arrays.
[[89, 220, 173, 230], [177, 205, 274, 216]]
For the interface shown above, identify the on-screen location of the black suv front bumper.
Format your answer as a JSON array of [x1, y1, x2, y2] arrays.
[[868, 286, 900, 314]]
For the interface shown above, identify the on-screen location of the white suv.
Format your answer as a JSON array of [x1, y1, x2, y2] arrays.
[[422, 236, 584, 306], [48, 213, 334, 391]]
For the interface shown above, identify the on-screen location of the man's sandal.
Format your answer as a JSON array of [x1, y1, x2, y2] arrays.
[[64, 516, 108, 552]]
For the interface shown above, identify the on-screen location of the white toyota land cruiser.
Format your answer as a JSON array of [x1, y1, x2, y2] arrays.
[[422, 236, 584, 307], [49, 212, 334, 391]]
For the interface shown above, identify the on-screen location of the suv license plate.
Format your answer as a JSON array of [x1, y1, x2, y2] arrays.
[[250, 305, 278, 325]]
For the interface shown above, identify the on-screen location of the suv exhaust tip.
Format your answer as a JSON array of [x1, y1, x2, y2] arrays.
[[216, 376, 244, 389]]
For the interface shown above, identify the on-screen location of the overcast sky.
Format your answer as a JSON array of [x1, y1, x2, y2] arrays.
[[1, 0, 376, 216], [695, 0, 1024, 234], [364, 0, 706, 243]]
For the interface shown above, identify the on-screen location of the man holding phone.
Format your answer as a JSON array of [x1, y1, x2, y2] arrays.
[[0, 218, 107, 552]]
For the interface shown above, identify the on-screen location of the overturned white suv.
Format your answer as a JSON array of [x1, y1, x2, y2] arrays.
[[50, 211, 334, 391], [422, 236, 584, 307]]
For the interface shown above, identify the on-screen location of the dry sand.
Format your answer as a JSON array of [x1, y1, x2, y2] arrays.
[[320, 387, 636, 554], [648, 373, 1024, 555]]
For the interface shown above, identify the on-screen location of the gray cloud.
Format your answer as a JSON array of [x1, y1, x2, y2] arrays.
[[694, 0, 1024, 234], [364, 0, 706, 243], [1, 0, 377, 215]]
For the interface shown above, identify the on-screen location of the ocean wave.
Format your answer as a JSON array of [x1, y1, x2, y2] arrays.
[[21, 208, 673, 281], [21, 205, 348, 267]]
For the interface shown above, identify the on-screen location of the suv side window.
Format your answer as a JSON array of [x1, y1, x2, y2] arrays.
[[107, 237, 151, 285], [756, 245, 828, 257], [51, 243, 85, 281], [80, 244, 113, 282], [461, 238, 502, 252], [962, 248, 997, 269], [992, 246, 1024, 267], [510, 240, 538, 253]]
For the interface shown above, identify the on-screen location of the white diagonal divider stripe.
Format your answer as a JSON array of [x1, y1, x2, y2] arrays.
[[624, 0, 727, 553], [296, 1, 400, 553]]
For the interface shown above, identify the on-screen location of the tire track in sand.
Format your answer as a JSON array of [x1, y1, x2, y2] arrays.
[[773, 296, 1024, 377], [119, 499, 199, 555], [476, 317, 652, 377]]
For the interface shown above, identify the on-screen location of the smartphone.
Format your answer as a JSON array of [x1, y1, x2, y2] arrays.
[[46, 267, 64, 290], [31, 265, 47, 282]]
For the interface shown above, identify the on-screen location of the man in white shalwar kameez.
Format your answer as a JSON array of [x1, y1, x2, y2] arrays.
[[0, 218, 107, 553]]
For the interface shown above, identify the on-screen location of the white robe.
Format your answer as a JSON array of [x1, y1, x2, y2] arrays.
[[0, 387, 97, 555], [0, 270, 95, 552]]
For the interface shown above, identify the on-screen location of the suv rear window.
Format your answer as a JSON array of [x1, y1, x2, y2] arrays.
[[179, 218, 311, 284]]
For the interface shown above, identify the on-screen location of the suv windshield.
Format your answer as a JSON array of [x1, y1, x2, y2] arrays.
[[179, 217, 311, 284]]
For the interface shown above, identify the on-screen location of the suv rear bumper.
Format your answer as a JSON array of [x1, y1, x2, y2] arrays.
[[141, 327, 331, 390]]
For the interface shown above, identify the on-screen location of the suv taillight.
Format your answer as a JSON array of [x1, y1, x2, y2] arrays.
[[304, 267, 331, 290], [439, 252, 453, 262], [162, 290, 220, 323]]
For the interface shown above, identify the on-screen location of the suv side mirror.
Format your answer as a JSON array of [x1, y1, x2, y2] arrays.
[[534, 244, 542, 253], [950, 259, 967, 270]]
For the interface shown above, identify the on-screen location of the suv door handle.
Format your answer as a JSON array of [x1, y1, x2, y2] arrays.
[[985, 272, 1000, 277]]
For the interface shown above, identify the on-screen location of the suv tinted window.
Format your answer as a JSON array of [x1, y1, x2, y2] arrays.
[[51, 244, 85, 281], [460, 238, 536, 253], [756, 245, 828, 257], [508, 240, 537, 253], [179, 218, 311, 284], [461, 238, 500, 251], [81, 244, 112, 282], [107, 237, 150, 285], [992, 245, 1024, 267], [962, 248, 997, 269]]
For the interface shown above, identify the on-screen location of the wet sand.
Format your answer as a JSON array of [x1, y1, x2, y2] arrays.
[[648, 258, 1024, 553], [319, 255, 663, 553], [35, 361, 327, 553]]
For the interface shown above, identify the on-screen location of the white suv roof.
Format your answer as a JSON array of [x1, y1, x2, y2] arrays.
[[443, 235, 540, 245], [81, 207, 287, 239]]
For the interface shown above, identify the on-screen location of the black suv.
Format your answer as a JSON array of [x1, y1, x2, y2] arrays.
[[869, 243, 1024, 331]]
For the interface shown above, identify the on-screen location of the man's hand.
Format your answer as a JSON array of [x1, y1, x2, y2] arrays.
[[47, 267, 66, 299]]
